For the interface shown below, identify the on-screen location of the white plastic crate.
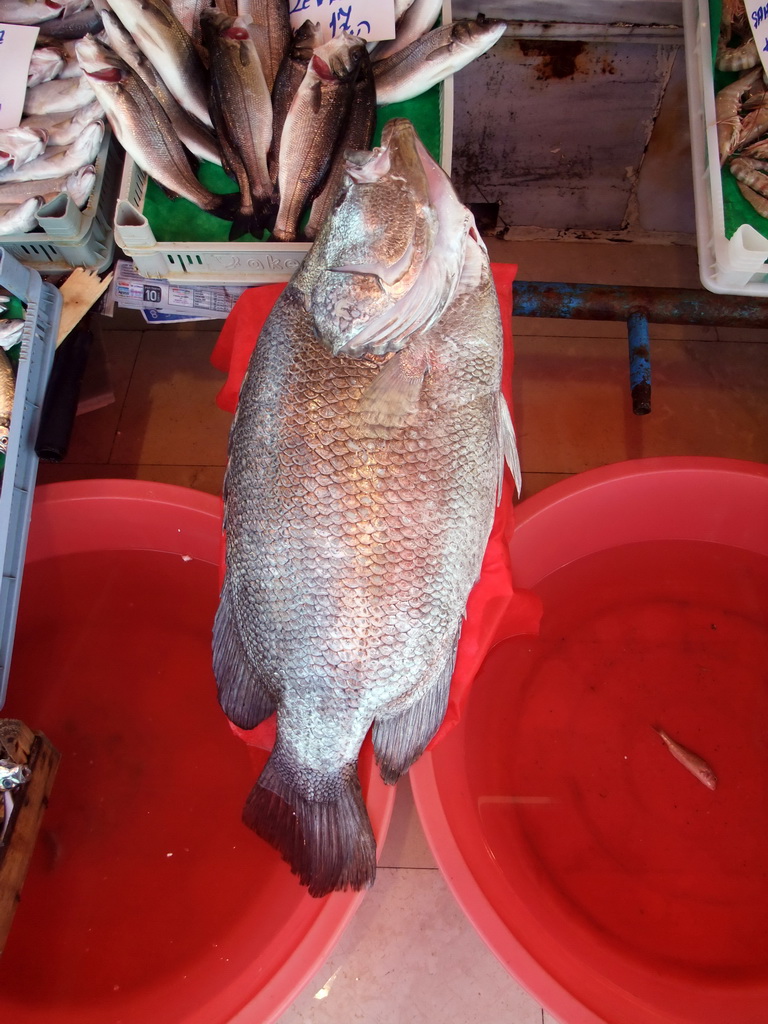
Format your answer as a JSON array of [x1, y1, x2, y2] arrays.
[[0, 128, 122, 275], [0, 250, 61, 705], [684, 0, 768, 295], [114, 1, 455, 285]]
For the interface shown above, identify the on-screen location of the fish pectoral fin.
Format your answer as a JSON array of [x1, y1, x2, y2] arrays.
[[496, 392, 522, 499], [425, 42, 457, 62], [372, 631, 458, 785], [213, 581, 276, 729], [353, 347, 428, 429], [244, 752, 377, 897]]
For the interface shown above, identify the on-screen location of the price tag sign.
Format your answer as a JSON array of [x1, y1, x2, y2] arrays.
[[0, 23, 39, 129], [288, 0, 395, 44], [745, 1, 768, 75]]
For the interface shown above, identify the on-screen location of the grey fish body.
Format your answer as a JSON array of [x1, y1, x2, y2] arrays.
[[77, 40, 233, 216], [373, 15, 507, 105], [273, 34, 365, 242], [235, 0, 291, 91], [269, 19, 322, 187], [37, 4, 102, 38], [305, 49, 376, 242], [101, 9, 222, 166], [107, 0, 212, 126], [215, 119, 517, 896], [370, 0, 442, 62], [202, 9, 273, 236]]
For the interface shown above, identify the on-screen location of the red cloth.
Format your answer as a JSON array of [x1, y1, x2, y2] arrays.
[[210, 263, 542, 752]]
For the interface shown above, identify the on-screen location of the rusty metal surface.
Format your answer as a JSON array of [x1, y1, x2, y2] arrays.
[[451, 37, 678, 233]]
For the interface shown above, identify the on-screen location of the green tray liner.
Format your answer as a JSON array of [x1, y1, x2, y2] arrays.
[[143, 87, 442, 244], [709, 0, 768, 240]]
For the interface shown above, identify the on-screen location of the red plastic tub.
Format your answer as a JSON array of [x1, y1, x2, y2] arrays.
[[410, 457, 768, 1024], [0, 480, 394, 1024]]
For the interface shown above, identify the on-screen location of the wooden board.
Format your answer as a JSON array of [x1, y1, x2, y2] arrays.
[[0, 719, 60, 954]]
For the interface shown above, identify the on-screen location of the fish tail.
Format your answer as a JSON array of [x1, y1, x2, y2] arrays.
[[243, 749, 377, 898]]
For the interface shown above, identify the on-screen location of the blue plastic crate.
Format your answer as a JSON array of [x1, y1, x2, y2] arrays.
[[0, 250, 61, 706]]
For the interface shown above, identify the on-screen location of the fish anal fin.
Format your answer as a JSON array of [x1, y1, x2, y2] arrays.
[[244, 750, 377, 897], [353, 346, 428, 430], [373, 634, 457, 785], [213, 582, 276, 729]]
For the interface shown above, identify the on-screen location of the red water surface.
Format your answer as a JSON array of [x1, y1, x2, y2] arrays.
[[425, 536, 768, 1022], [0, 484, 393, 1024]]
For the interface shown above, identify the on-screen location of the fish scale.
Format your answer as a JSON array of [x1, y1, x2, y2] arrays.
[[214, 120, 516, 897]]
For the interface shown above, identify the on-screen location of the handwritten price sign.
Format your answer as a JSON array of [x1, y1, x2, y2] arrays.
[[288, 0, 395, 44], [0, 23, 39, 129]]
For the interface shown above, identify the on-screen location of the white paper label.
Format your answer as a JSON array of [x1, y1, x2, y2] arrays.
[[744, 1, 768, 75], [0, 23, 40, 130], [288, 0, 395, 44]]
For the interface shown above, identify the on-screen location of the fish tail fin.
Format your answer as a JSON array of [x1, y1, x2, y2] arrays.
[[244, 750, 377, 897], [228, 206, 254, 241], [213, 583, 276, 729], [211, 191, 243, 227], [372, 634, 457, 785]]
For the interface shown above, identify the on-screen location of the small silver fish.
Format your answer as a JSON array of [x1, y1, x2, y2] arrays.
[[23, 73, 95, 116], [0, 120, 103, 183], [0, 347, 15, 452], [0, 127, 48, 172], [655, 727, 718, 790], [0, 0, 63, 24], [27, 45, 66, 87], [0, 758, 32, 845], [0, 197, 43, 235], [0, 319, 24, 349]]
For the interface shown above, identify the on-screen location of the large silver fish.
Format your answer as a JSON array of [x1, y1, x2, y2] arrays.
[[273, 32, 366, 242], [236, 0, 291, 92], [77, 38, 235, 218], [269, 19, 323, 187], [304, 47, 376, 242], [201, 8, 273, 239], [214, 118, 520, 897], [369, 0, 442, 62], [101, 9, 222, 166], [106, 0, 212, 127], [372, 14, 507, 106]]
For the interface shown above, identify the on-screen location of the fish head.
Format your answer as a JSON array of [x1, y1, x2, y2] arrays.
[[297, 118, 438, 355], [0, 760, 31, 789], [450, 14, 507, 53], [312, 32, 367, 82], [291, 19, 323, 57], [75, 34, 128, 80]]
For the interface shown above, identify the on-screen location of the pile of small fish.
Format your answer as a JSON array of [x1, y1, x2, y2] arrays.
[[214, 117, 521, 896], [69, 0, 506, 241], [0, 14, 104, 237], [715, 0, 768, 218]]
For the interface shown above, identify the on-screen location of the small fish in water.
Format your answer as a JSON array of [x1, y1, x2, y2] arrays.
[[0, 758, 32, 845], [0, 347, 16, 452], [654, 727, 718, 790]]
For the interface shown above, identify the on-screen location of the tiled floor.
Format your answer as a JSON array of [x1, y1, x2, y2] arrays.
[[36, 240, 768, 1022]]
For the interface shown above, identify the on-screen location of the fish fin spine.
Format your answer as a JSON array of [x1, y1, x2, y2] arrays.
[[244, 750, 377, 897]]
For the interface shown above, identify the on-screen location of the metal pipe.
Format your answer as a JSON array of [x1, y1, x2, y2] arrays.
[[627, 310, 651, 415], [512, 281, 768, 329], [511, 281, 768, 416]]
